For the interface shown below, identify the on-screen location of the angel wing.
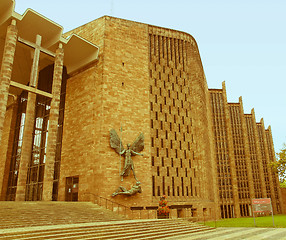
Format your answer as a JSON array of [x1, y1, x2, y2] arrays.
[[110, 129, 124, 154], [130, 132, 144, 155]]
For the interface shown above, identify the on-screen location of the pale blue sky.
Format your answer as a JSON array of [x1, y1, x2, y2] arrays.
[[15, 0, 286, 152]]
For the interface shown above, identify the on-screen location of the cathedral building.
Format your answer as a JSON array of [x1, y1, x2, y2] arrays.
[[0, 0, 282, 220]]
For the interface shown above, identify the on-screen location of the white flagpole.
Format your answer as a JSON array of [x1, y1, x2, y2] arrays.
[[120, 124, 123, 180]]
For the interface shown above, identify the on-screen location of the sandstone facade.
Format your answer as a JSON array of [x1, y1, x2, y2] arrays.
[[0, 1, 283, 221]]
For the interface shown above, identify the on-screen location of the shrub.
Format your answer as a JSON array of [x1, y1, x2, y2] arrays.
[[157, 195, 170, 215]]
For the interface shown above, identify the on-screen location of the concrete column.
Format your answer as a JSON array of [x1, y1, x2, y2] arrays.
[[251, 109, 267, 197], [42, 43, 64, 201], [260, 119, 277, 212], [0, 20, 18, 144], [15, 35, 42, 201], [15, 92, 37, 201], [267, 126, 283, 213], [206, 90, 220, 219], [238, 97, 255, 200], [222, 82, 240, 218], [0, 98, 18, 200]]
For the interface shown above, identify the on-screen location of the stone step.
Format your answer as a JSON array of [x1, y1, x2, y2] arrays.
[[0, 201, 127, 228], [0, 222, 174, 239], [4, 227, 206, 240], [110, 228, 214, 240], [0, 220, 192, 235], [54, 225, 206, 240], [0, 220, 214, 240], [0, 202, 214, 239], [79, 226, 212, 240]]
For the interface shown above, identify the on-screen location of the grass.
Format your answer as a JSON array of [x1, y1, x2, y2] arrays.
[[202, 215, 286, 228], [280, 181, 286, 188]]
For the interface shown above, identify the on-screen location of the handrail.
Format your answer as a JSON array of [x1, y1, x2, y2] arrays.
[[83, 193, 168, 220], [84, 192, 130, 217]]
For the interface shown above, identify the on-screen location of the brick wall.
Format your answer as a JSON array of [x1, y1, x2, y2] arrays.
[[148, 25, 217, 219], [59, 16, 281, 220], [209, 86, 283, 218], [59, 17, 218, 220], [60, 17, 152, 208]]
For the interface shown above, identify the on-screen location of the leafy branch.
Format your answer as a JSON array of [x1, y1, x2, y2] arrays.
[[270, 143, 286, 184]]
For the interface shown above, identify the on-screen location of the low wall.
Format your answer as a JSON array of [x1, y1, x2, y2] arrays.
[[280, 188, 286, 214]]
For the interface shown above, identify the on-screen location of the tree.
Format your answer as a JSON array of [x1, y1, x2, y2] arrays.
[[270, 144, 286, 185]]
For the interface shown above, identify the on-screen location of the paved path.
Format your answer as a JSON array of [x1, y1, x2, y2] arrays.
[[166, 227, 286, 240]]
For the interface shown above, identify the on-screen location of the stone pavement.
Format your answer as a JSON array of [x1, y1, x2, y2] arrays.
[[167, 227, 286, 240]]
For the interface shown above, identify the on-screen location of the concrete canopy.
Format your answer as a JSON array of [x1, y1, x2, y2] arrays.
[[0, 0, 99, 96]]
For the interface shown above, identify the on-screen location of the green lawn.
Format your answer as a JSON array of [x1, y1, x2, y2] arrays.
[[202, 215, 286, 228]]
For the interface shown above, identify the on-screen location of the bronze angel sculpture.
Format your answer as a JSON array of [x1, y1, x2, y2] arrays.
[[110, 129, 144, 181]]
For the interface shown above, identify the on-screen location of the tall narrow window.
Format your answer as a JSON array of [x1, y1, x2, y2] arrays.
[[6, 92, 28, 201], [7, 65, 68, 201]]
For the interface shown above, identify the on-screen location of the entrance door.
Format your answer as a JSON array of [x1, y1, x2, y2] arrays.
[[65, 176, 79, 201], [177, 208, 183, 218]]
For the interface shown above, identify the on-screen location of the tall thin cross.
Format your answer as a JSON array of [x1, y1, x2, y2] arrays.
[[17, 34, 56, 88], [30, 35, 41, 87]]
